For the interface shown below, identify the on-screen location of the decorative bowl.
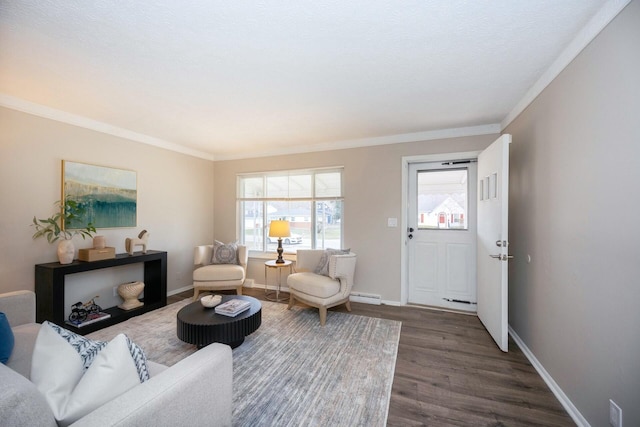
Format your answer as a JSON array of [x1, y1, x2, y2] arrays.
[[201, 294, 222, 308]]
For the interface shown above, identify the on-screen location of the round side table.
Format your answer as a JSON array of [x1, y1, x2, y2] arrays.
[[264, 259, 292, 302]]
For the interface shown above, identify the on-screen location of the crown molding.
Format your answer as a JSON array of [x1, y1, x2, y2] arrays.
[[501, 0, 632, 130], [213, 124, 501, 161], [0, 94, 215, 161], [2, 93, 498, 162]]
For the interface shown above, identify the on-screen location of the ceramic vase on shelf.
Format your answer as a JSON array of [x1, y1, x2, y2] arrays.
[[93, 235, 106, 249], [117, 281, 145, 310], [57, 239, 75, 264]]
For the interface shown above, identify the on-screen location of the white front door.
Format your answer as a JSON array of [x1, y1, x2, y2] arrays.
[[407, 160, 478, 312], [477, 134, 511, 352]]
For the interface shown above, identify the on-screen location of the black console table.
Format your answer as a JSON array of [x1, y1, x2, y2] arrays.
[[35, 250, 167, 334]]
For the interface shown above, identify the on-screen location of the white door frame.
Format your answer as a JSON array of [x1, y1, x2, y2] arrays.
[[400, 151, 482, 305]]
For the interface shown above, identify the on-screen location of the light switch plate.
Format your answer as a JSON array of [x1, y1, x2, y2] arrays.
[[387, 218, 398, 227]]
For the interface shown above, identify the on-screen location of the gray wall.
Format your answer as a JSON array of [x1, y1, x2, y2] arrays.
[[213, 134, 496, 302], [0, 107, 215, 298], [505, 1, 640, 425]]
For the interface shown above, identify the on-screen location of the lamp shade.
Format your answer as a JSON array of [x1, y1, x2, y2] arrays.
[[268, 220, 291, 238]]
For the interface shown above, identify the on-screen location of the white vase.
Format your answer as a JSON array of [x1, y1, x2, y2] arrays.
[[57, 239, 75, 264]]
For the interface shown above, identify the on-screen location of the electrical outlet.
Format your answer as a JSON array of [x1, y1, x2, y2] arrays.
[[609, 399, 622, 427]]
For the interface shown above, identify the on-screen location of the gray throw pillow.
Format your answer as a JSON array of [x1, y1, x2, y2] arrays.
[[314, 248, 350, 276], [212, 241, 239, 265]]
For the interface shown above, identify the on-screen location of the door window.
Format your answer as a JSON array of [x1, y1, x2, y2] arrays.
[[416, 169, 468, 230]]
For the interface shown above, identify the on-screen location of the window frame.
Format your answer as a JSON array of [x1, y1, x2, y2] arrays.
[[237, 167, 344, 253]]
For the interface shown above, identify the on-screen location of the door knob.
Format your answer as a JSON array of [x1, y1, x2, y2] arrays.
[[495, 240, 509, 247], [408, 227, 414, 232], [408, 234, 413, 239]]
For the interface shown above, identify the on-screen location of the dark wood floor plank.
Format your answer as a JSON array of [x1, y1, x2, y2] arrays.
[[170, 287, 574, 426]]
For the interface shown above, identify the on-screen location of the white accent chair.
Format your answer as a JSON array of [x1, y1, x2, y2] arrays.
[[287, 250, 357, 326], [192, 244, 248, 300]]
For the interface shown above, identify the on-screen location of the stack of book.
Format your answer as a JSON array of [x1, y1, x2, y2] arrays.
[[65, 311, 111, 328], [214, 299, 251, 317]]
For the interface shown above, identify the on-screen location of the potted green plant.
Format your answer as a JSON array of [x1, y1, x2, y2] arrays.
[[32, 198, 97, 264]]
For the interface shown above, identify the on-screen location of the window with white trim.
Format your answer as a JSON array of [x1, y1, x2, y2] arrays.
[[237, 168, 343, 253]]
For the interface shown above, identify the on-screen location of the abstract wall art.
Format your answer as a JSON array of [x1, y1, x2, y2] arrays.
[[62, 160, 137, 228]]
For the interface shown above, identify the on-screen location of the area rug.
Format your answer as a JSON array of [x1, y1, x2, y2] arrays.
[[88, 299, 401, 427]]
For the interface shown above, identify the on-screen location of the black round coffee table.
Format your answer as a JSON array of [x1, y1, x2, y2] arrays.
[[177, 295, 261, 348]]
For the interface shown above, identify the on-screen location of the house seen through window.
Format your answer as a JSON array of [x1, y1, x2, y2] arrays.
[[417, 168, 468, 230], [237, 168, 343, 252]]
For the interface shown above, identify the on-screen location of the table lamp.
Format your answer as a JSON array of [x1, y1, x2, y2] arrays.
[[268, 220, 290, 263]]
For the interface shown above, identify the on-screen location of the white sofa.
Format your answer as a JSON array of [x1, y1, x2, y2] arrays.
[[0, 290, 232, 427]]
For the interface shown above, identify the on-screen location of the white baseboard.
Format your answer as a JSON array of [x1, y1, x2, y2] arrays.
[[167, 284, 193, 296], [381, 299, 402, 306], [508, 326, 589, 427]]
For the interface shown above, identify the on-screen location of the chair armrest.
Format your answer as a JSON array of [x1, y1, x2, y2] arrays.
[[237, 245, 248, 270], [194, 245, 214, 266], [329, 253, 357, 289], [70, 343, 233, 427], [0, 291, 35, 327]]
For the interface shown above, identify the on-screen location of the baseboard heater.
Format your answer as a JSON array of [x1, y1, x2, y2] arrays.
[[349, 292, 382, 305]]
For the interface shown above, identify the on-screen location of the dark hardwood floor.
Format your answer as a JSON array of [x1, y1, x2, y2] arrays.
[[169, 288, 574, 427]]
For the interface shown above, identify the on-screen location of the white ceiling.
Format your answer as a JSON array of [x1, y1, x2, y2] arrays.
[[0, 1, 627, 160]]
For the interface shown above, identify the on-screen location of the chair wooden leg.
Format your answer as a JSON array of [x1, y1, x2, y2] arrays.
[[345, 300, 352, 312], [192, 288, 200, 301], [319, 306, 327, 326], [236, 286, 243, 295]]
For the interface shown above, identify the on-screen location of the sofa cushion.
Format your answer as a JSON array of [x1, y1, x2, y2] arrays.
[[31, 323, 150, 427], [0, 363, 57, 427], [212, 240, 239, 265], [5, 323, 40, 378], [45, 321, 109, 369], [288, 272, 341, 298], [194, 263, 245, 281], [0, 312, 14, 364], [314, 248, 350, 276]]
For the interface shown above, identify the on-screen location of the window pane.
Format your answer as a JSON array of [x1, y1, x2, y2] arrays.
[[266, 176, 288, 198], [288, 174, 312, 198], [266, 174, 312, 198], [267, 201, 312, 250], [238, 168, 343, 251], [240, 177, 263, 198], [417, 169, 468, 230], [315, 172, 341, 197], [315, 200, 342, 249], [241, 201, 264, 250]]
